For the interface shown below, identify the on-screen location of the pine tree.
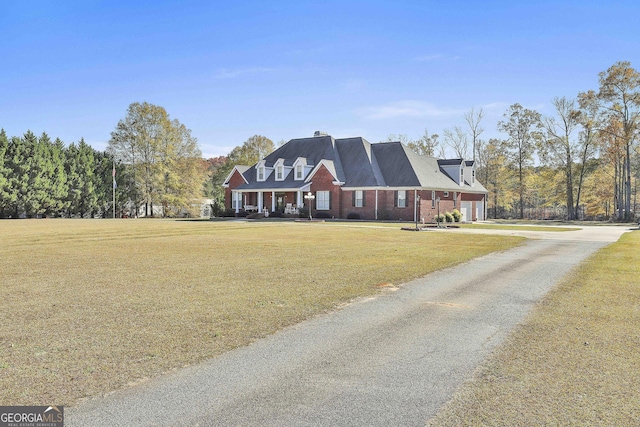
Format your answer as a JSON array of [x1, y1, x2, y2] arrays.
[[0, 129, 10, 217]]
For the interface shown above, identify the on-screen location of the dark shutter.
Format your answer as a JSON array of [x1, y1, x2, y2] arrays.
[[394, 191, 398, 207], [352, 191, 356, 207], [362, 191, 366, 207], [329, 192, 332, 210]]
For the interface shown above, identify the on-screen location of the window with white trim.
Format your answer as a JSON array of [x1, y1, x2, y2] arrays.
[[276, 165, 283, 181], [454, 191, 457, 208], [316, 191, 330, 210], [396, 190, 407, 208], [431, 190, 436, 208], [354, 190, 364, 207], [257, 166, 265, 181], [231, 191, 240, 209], [295, 164, 303, 180]]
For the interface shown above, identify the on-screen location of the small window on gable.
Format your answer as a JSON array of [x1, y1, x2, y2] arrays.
[[258, 166, 265, 181], [460, 168, 464, 184], [443, 191, 449, 198], [276, 165, 283, 181], [295, 164, 303, 180], [472, 169, 476, 184]]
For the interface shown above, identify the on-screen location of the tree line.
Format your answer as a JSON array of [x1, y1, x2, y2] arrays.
[[0, 102, 209, 218], [0, 130, 114, 218], [389, 61, 640, 221]]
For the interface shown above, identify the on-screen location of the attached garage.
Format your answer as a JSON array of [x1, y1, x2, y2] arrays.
[[460, 201, 472, 222], [476, 201, 485, 221]]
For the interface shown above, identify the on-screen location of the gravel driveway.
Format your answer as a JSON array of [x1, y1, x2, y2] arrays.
[[67, 226, 629, 427]]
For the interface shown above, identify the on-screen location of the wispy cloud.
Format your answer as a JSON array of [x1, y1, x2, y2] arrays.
[[214, 67, 273, 79], [356, 101, 465, 120]]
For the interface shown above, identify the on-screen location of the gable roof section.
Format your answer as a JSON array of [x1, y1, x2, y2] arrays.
[[305, 160, 342, 184], [222, 165, 250, 187], [335, 137, 384, 187], [370, 142, 420, 186]]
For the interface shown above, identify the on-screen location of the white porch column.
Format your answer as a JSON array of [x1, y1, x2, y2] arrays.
[[414, 189, 418, 222], [297, 190, 303, 208], [258, 191, 263, 212], [234, 191, 240, 213], [271, 191, 276, 212], [375, 189, 379, 220]]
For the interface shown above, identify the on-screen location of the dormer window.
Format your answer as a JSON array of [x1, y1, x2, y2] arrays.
[[257, 166, 265, 181], [276, 165, 283, 181], [293, 157, 307, 181]]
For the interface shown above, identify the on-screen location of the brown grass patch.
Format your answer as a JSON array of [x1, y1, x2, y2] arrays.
[[0, 219, 521, 406], [429, 230, 640, 426]]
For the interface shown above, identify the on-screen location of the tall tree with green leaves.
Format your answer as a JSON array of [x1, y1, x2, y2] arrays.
[[5, 134, 27, 217], [407, 129, 440, 157], [109, 102, 208, 217], [498, 103, 542, 219], [477, 138, 513, 218], [0, 129, 10, 217], [538, 97, 581, 219], [597, 61, 640, 221], [227, 134, 275, 166], [47, 137, 70, 216]]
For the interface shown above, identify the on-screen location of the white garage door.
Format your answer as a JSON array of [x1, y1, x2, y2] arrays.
[[476, 201, 484, 221], [460, 201, 472, 222]]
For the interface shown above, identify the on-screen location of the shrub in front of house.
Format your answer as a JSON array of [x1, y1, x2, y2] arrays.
[[315, 212, 331, 219], [223, 208, 235, 217], [452, 209, 462, 222], [298, 207, 309, 218], [346, 212, 361, 220], [435, 213, 445, 223], [445, 212, 454, 223]]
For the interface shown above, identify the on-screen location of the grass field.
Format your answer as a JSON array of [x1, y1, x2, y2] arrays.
[[0, 219, 522, 406], [429, 230, 640, 426]]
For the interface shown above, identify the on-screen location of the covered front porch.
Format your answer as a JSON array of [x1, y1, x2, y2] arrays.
[[231, 188, 311, 215]]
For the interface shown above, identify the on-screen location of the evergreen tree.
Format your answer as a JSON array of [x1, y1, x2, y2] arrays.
[[6, 133, 31, 217], [48, 138, 70, 216], [76, 138, 98, 217], [65, 142, 82, 217], [0, 129, 10, 217]]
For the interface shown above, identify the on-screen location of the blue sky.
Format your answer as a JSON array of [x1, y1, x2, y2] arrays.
[[1, 1, 639, 158]]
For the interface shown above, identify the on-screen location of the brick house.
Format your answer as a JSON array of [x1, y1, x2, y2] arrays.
[[223, 133, 488, 222]]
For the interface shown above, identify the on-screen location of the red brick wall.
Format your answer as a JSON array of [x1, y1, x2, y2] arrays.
[[224, 170, 247, 209], [309, 166, 342, 218]]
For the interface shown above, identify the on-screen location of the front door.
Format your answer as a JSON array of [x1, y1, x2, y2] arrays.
[[276, 193, 286, 212]]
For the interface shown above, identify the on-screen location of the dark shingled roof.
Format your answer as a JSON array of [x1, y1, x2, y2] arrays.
[[230, 136, 487, 193]]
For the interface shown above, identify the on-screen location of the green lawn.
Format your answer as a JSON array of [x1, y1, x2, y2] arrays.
[[0, 219, 522, 406], [429, 230, 640, 426]]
